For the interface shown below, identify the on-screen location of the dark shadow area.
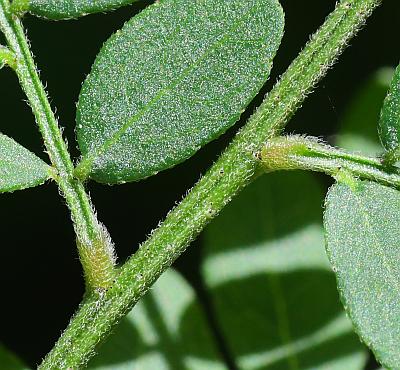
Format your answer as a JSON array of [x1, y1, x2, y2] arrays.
[[365, 353, 381, 370], [185, 256, 239, 370], [194, 270, 346, 360], [201, 171, 324, 255], [87, 270, 226, 369], [263, 332, 365, 370], [86, 269, 363, 370]]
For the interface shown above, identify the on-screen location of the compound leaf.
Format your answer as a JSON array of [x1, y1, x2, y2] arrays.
[[75, 0, 284, 184], [14, 0, 139, 20], [324, 180, 400, 369], [0, 133, 52, 193], [379, 63, 400, 153], [202, 173, 367, 370]]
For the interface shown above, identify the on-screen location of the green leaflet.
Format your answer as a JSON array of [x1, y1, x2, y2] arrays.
[[324, 180, 400, 369], [87, 269, 227, 370], [337, 68, 393, 155], [0, 133, 52, 193], [13, 0, 139, 20], [0, 45, 16, 70], [379, 63, 400, 153], [202, 173, 367, 370], [75, 0, 284, 184], [0, 343, 30, 370], [0, 45, 10, 69]]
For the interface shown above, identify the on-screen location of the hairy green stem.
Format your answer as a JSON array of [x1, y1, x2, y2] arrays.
[[38, 0, 381, 368], [0, 0, 116, 290], [261, 135, 400, 188]]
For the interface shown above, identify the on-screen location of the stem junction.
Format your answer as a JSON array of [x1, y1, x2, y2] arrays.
[[261, 135, 400, 189], [0, 0, 116, 290]]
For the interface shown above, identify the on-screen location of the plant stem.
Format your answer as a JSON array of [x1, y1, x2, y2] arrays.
[[38, 0, 382, 368], [261, 135, 400, 188], [0, 0, 116, 290]]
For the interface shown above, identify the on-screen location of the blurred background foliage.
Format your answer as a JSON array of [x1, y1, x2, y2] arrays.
[[0, 0, 398, 368]]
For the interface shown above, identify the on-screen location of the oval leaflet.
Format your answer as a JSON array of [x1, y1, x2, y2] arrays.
[[13, 0, 139, 20], [324, 180, 400, 369], [0, 133, 52, 193], [75, 0, 285, 184], [378, 63, 400, 154]]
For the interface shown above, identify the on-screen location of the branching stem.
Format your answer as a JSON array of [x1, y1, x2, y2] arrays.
[[0, 0, 116, 290], [261, 135, 400, 188], [34, 0, 382, 368]]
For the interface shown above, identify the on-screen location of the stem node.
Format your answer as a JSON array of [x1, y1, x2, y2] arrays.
[[260, 135, 400, 189], [0, 0, 117, 292], [9, 0, 29, 18]]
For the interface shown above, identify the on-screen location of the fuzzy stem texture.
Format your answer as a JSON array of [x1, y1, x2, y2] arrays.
[[0, 0, 116, 290], [36, 0, 382, 368], [261, 135, 400, 188]]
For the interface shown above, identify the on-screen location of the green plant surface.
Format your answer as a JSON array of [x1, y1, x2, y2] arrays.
[[0, 344, 30, 370], [88, 268, 227, 370], [379, 64, 400, 156], [337, 67, 394, 155], [11, 0, 139, 19], [75, 0, 284, 184], [0, 0, 117, 291], [324, 180, 400, 369], [87, 173, 369, 370], [202, 173, 367, 370], [0, 133, 52, 192], [0, 44, 15, 69], [260, 135, 400, 189], [37, 1, 382, 367]]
